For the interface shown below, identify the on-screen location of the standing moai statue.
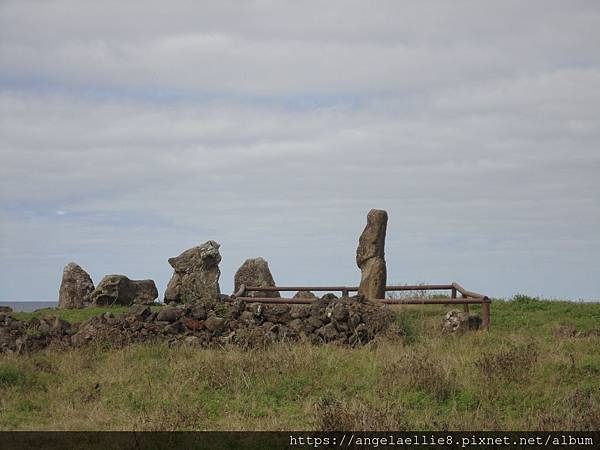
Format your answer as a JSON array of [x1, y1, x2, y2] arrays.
[[356, 209, 388, 299]]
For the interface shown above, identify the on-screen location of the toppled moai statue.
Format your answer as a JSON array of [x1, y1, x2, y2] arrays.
[[442, 309, 482, 333], [164, 240, 222, 304], [356, 209, 388, 299], [58, 262, 95, 309], [91, 275, 158, 306], [234, 257, 280, 298]]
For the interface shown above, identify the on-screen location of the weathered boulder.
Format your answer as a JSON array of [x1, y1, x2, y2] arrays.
[[356, 209, 388, 299], [91, 275, 158, 306], [164, 241, 222, 304], [293, 290, 317, 300], [0, 306, 12, 314], [58, 262, 95, 309], [156, 305, 183, 323], [234, 257, 280, 298], [442, 309, 482, 333]]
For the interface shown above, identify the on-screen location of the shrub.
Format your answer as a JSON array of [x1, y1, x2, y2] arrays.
[[475, 342, 539, 382], [317, 395, 406, 431], [0, 365, 25, 388]]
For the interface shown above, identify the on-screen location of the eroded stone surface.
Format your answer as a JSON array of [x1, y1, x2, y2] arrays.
[[442, 309, 482, 333], [164, 241, 222, 304], [91, 275, 158, 306], [356, 209, 388, 299], [58, 262, 95, 309], [234, 257, 280, 298]]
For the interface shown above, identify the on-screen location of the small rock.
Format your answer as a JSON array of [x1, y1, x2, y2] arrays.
[[290, 305, 310, 319], [332, 303, 349, 322], [316, 323, 338, 342], [288, 319, 304, 333], [38, 321, 51, 336], [263, 304, 291, 323], [442, 309, 482, 334], [293, 291, 317, 300], [184, 318, 205, 331], [184, 336, 200, 346], [247, 303, 263, 317], [205, 316, 226, 332], [156, 306, 181, 323], [128, 304, 151, 319], [306, 317, 324, 332], [190, 305, 207, 320], [239, 311, 256, 325]]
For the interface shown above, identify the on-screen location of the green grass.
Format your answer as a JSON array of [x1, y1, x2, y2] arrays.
[[0, 298, 599, 430], [11, 305, 161, 324]]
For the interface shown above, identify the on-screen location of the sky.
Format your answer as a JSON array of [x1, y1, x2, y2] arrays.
[[1, 0, 599, 301]]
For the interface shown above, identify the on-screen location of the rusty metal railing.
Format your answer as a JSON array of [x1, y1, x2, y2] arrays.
[[230, 282, 491, 330]]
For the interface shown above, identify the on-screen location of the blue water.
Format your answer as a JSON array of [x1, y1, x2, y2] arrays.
[[0, 301, 57, 312]]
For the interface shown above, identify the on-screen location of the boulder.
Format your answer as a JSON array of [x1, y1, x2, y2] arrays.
[[205, 315, 226, 332], [442, 309, 482, 333], [58, 262, 95, 309], [156, 305, 182, 323], [91, 275, 158, 306], [128, 304, 151, 319], [0, 306, 12, 314], [234, 257, 280, 298], [164, 241, 222, 304], [293, 291, 317, 300], [356, 209, 388, 299]]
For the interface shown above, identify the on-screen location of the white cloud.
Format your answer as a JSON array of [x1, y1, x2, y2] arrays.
[[1, 0, 599, 300]]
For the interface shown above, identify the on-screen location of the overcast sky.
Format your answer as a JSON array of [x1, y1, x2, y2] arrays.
[[1, 0, 599, 301]]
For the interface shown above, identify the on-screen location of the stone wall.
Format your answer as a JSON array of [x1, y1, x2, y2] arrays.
[[0, 295, 398, 354]]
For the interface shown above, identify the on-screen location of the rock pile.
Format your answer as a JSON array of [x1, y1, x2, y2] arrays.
[[72, 294, 396, 348], [442, 309, 482, 333], [0, 310, 73, 354], [356, 209, 388, 299], [0, 295, 398, 354]]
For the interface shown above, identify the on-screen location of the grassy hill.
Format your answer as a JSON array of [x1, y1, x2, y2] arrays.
[[1, 296, 599, 430]]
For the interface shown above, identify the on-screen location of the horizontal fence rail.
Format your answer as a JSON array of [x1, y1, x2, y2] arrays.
[[230, 282, 491, 330]]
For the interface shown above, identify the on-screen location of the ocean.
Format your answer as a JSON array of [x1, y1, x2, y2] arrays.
[[0, 301, 58, 312]]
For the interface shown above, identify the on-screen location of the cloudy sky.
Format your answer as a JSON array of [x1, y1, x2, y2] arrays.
[[1, 0, 599, 301]]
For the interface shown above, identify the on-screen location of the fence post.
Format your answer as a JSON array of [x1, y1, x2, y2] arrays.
[[461, 294, 469, 312], [482, 300, 490, 330]]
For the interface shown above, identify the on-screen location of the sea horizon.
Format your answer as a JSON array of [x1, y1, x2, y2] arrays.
[[0, 301, 58, 312]]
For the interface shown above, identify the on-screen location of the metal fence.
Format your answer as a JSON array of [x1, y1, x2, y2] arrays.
[[231, 282, 491, 330]]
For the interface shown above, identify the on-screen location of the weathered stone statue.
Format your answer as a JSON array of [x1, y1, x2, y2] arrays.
[[234, 257, 280, 298], [164, 240, 221, 304], [356, 209, 388, 299], [58, 262, 95, 309], [91, 275, 157, 306]]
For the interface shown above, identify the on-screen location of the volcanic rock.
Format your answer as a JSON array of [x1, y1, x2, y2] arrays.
[[91, 275, 158, 306], [234, 257, 280, 298], [58, 262, 95, 309], [356, 209, 388, 299], [164, 240, 222, 304], [442, 309, 482, 333]]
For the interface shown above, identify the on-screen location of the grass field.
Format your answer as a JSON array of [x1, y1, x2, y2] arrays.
[[1, 296, 599, 431]]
